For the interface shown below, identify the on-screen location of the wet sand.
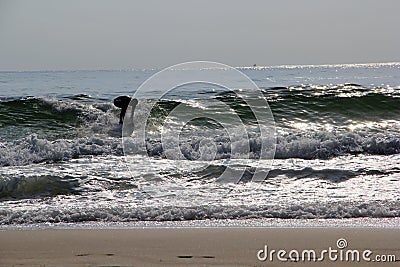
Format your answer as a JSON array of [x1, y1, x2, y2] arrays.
[[0, 228, 399, 266]]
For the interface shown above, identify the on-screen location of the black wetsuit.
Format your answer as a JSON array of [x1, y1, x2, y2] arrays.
[[113, 96, 132, 124]]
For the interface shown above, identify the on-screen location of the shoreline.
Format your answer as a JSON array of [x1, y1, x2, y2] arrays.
[[1, 217, 400, 230]]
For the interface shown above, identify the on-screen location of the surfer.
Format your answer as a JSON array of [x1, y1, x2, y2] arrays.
[[113, 96, 134, 124]]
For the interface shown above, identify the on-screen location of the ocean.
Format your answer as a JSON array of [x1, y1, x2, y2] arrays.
[[0, 62, 399, 227]]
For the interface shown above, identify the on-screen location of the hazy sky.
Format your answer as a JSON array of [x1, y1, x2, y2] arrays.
[[1, 0, 399, 71]]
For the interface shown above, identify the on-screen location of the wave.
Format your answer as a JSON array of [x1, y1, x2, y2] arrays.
[[0, 91, 399, 166], [132, 131, 400, 161], [1, 130, 399, 167], [204, 85, 400, 128], [269, 92, 399, 115], [275, 131, 400, 159], [0, 175, 80, 199], [0, 96, 120, 141], [0, 164, 394, 200], [174, 164, 395, 183], [1, 200, 399, 224], [261, 85, 400, 125], [0, 97, 98, 126], [2, 86, 399, 127], [1, 88, 398, 139], [0, 134, 123, 166]]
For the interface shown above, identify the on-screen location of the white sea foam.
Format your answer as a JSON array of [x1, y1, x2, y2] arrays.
[[1, 200, 399, 225], [0, 130, 399, 166], [0, 134, 122, 166]]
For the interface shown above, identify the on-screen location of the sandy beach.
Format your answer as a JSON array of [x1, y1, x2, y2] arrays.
[[0, 227, 399, 266]]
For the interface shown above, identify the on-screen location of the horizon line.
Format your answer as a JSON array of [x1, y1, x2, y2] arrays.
[[1, 61, 399, 72]]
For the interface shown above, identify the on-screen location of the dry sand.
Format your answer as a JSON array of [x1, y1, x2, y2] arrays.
[[0, 227, 399, 266]]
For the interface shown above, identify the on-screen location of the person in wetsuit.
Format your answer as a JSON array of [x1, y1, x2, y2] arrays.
[[113, 96, 132, 124]]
